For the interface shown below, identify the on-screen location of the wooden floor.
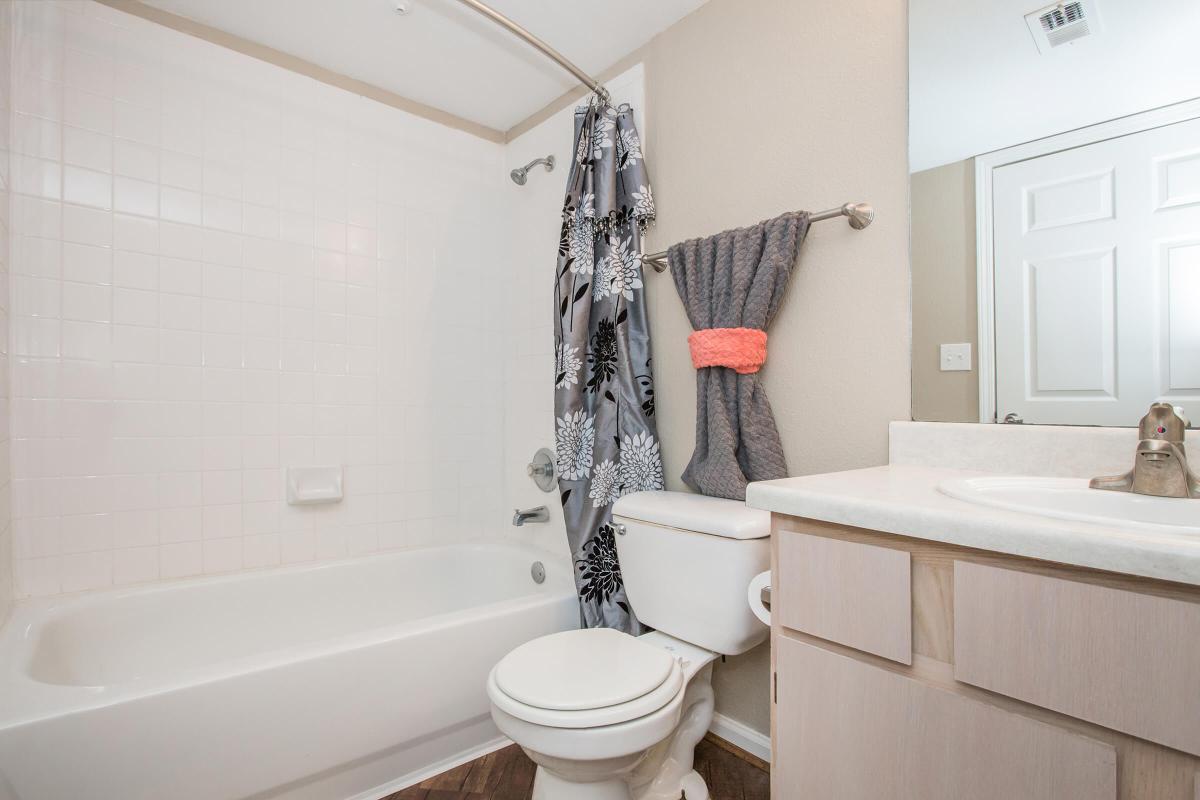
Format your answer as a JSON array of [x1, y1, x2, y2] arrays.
[[385, 736, 769, 800]]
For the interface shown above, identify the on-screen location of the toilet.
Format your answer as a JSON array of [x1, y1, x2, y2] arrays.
[[486, 490, 770, 800]]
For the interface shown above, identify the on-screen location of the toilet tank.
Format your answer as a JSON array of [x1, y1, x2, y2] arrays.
[[612, 491, 770, 656]]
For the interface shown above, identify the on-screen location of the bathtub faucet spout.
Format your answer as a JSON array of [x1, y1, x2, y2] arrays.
[[512, 506, 550, 526]]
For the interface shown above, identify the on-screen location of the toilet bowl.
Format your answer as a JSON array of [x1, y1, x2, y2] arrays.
[[487, 491, 770, 800]]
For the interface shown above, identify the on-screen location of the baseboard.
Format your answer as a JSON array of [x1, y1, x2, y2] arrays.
[[709, 712, 771, 764], [354, 716, 766, 800], [356, 736, 512, 800]]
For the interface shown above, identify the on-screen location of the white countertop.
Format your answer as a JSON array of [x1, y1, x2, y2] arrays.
[[746, 464, 1200, 587]]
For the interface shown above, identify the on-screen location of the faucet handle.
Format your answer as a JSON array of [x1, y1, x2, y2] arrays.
[[1140, 403, 1188, 444]]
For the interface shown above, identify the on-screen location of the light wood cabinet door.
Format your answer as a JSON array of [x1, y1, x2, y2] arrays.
[[777, 531, 912, 663], [773, 636, 1117, 800], [954, 561, 1200, 756]]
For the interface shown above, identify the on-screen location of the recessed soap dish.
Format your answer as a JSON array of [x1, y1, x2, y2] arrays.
[[287, 466, 344, 505]]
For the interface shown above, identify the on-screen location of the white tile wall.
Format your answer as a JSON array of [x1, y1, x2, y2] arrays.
[[7, 0, 510, 597], [0, 0, 14, 623]]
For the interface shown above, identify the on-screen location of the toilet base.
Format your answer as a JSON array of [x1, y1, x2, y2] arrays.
[[532, 766, 634, 800], [678, 770, 709, 800], [530, 766, 709, 800]]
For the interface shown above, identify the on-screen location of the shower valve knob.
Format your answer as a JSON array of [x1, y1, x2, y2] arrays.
[[526, 447, 556, 492]]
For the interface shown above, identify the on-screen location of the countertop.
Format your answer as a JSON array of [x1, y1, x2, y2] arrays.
[[746, 464, 1200, 587]]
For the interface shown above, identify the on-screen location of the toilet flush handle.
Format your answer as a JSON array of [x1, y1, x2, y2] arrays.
[[747, 571, 772, 626]]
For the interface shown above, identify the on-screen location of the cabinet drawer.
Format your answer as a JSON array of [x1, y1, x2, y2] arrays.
[[773, 636, 1116, 800], [954, 561, 1200, 755], [777, 531, 911, 663]]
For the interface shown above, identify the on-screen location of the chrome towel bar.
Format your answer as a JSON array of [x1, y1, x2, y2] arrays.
[[644, 202, 875, 273]]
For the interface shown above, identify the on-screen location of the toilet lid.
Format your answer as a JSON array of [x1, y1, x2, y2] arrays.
[[493, 628, 676, 712]]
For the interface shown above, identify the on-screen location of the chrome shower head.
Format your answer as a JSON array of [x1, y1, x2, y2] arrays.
[[511, 155, 555, 186]]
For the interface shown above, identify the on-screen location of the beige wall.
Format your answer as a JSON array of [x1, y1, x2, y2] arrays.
[[911, 160, 978, 423], [638, 0, 912, 736]]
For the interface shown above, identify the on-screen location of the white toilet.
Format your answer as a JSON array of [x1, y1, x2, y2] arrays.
[[487, 490, 770, 800]]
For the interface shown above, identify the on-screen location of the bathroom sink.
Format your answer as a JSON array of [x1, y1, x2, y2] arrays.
[[938, 477, 1200, 534]]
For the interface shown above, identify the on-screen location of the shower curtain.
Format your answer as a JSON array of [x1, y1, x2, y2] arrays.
[[553, 101, 661, 634]]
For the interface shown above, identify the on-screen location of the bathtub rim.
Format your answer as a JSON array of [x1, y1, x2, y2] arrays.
[[0, 540, 577, 730]]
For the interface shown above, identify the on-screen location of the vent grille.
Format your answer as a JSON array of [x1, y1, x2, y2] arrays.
[[1025, 1, 1100, 53], [1040, 2, 1090, 46], [1039, 1, 1085, 31]]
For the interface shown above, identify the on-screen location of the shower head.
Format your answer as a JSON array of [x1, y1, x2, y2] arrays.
[[511, 155, 555, 186]]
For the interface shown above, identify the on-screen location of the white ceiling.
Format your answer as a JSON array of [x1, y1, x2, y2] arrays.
[[139, 0, 708, 133], [910, 0, 1200, 172]]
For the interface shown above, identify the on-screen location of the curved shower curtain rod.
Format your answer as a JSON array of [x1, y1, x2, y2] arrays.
[[454, 0, 611, 103]]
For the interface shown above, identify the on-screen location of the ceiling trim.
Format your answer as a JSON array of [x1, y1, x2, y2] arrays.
[[95, 0, 507, 144]]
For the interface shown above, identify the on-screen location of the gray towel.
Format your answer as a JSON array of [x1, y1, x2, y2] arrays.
[[668, 211, 810, 500]]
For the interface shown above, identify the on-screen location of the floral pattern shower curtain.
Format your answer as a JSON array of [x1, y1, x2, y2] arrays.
[[554, 101, 662, 634]]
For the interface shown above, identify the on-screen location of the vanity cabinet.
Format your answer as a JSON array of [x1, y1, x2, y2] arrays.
[[770, 517, 1200, 800]]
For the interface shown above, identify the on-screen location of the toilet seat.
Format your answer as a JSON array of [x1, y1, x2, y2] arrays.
[[488, 629, 686, 729]]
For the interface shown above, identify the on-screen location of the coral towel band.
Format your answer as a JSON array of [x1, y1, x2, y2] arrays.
[[687, 327, 768, 374]]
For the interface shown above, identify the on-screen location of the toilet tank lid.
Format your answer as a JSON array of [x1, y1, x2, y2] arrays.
[[613, 491, 770, 540]]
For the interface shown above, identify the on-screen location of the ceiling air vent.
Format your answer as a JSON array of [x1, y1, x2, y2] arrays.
[[1025, 1, 1101, 54]]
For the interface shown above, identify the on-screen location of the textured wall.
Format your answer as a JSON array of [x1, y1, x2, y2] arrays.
[[7, 0, 508, 596], [640, 0, 912, 738], [911, 159, 977, 423]]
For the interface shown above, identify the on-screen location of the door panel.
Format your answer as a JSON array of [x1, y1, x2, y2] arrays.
[[1164, 241, 1200, 394], [993, 116, 1200, 425], [1156, 149, 1200, 211], [1027, 170, 1114, 231], [1028, 249, 1115, 395]]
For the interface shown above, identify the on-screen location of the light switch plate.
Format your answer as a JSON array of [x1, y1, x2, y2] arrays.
[[940, 343, 972, 372]]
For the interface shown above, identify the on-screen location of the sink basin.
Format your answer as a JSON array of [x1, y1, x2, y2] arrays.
[[938, 476, 1200, 534]]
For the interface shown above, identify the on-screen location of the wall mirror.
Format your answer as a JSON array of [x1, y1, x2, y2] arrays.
[[909, 0, 1200, 426]]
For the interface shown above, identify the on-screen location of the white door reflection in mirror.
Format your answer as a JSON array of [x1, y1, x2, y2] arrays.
[[993, 116, 1200, 426]]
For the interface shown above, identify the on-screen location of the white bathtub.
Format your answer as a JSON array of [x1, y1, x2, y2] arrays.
[[0, 542, 578, 800]]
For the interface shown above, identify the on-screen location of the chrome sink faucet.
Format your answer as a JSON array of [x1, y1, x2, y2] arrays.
[[1090, 403, 1199, 499], [512, 506, 550, 526]]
